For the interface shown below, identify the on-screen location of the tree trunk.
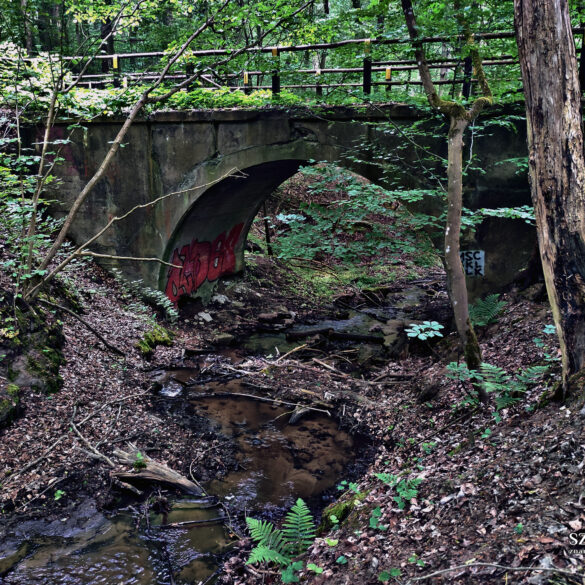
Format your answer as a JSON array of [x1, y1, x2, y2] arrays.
[[515, 0, 585, 393], [401, 0, 489, 392], [445, 117, 484, 380]]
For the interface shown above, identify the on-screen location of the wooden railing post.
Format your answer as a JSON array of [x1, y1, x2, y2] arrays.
[[243, 71, 252, 94], [315, 68, 322, 96], [112, 54, 120, 88], [363, 39, 372, 94], [271, 48, 280, 96], [385, 67, 392, 93]]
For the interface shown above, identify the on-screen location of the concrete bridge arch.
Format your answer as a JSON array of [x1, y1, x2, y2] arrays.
[[46, 105, 533, 302]]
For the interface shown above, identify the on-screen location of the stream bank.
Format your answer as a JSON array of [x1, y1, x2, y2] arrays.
[[2, 246, 583, 584]]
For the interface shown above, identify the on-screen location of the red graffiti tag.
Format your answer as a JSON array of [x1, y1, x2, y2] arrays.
[[165, 223, 244, 303]]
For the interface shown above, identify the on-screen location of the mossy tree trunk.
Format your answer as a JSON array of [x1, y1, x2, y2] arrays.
[[515, 0, 585, 394], [401, 0, 490, 397]]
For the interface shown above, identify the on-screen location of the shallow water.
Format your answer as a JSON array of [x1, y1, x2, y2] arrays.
[[2, 377, 359, 585]]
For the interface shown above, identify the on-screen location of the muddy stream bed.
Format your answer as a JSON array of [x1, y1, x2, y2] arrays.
[[0, 284, 445, 584]]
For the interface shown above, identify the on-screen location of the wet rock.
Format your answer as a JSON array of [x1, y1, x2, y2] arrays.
[[258, 312, 279, 322], [198, 312, 213, 323], [211, 294, 229, 305], [212, 333, 236, 346]]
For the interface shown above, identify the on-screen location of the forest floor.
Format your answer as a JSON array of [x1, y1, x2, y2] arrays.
[[1, 169, 585, 585]]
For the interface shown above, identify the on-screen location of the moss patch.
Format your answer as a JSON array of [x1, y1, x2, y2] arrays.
[[318, 492, 366, 533], [0, 383, 20, 428], [135, 324, 175, 357]]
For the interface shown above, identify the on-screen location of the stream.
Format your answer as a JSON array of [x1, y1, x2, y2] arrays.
[[0, 283, 445, 585]]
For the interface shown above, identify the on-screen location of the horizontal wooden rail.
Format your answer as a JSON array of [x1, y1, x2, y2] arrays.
[[64, 27, 585, 96]]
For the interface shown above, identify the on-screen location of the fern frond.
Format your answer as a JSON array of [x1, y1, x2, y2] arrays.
[[282, 498, 316, 555], [246, 545, 291, 566], [516, 365, 548, 385], [478, 362, 511, 393], [246, 517, 288, 553], [469, 294, 506, 327]]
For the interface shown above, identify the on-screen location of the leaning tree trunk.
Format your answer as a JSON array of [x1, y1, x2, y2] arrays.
[[515, 0, 585, 393]]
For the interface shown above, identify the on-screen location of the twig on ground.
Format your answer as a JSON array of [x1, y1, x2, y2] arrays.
[[71, 413, 117, 468], [38, 298, 125, 355], [408, 561, 585, 582]]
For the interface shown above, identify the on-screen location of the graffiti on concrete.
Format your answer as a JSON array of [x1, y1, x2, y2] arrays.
[[165, 223, 244, 303], [460, 250, 485, 276]]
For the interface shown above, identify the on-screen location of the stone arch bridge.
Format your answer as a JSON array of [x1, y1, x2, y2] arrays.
[[46, 104, 533, 302]]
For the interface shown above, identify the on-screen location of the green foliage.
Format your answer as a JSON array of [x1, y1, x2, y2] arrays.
[[405, 321, 444, 341], [374, 473, 423, 510], [112, 270, 178, 324], [446, 361, 550, 411], [533, 325, 560, 365], [54, 489, 66, 501], [133, 451, 147, 470], [468, 294, 506, 327], [337, 479, 359, 493], [282, 498, 317, 555], [269, 165, 435, 267], [246, 498, 316, 574], [166, 88, 302, 110]]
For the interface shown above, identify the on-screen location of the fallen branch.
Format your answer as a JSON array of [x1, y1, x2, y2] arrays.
[[158, 516, 225, 529], [275, 343, 308, 362], [70, 414, 117, 468], [80, 251, 182, 268], [409, 561, 585, 582], [38, 298, 124, 355], [194, 391, 332, 416], [113, 444, 203, 495]]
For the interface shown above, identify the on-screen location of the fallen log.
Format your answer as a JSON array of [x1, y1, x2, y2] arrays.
[[112, 444, 203, 496]]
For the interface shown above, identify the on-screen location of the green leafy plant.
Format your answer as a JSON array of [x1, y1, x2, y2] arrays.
[[468, 294, 506, 327], [369, 506, 388, 530], [133, 451, 147, 470], [374, 473, 423, 510], [337, 479, 359, 493], [54, 489, 66, 501], [246, 498, 316, 580], [405, 321, 444, 341], [533, 325, 560, 364], [446, 361, 550, 411]]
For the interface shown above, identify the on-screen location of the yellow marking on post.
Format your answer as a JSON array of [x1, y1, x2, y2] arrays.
[[272, 48, 278, 57], [113, 55, 118, 69], [364, 39, 371, 54], [385, 67, 392, 80], [244, 71, 249, 84]]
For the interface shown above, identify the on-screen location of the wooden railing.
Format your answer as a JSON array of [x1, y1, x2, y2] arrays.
[[63, 29, 585, 98]]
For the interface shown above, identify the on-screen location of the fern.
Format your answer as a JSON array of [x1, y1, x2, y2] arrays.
[[282, 498, 316, 555], [453, 362, 550, 411], [111, 268, 178, 323], [246, 498, 316, 567], [469, 294, 506, 327], [247, 545, 292, 566]]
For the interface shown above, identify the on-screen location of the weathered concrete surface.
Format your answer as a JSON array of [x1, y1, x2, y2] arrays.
[[40, 104, 531, 301]]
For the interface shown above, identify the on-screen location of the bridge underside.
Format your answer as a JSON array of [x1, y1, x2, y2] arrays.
[[43, 106, 534, 302], [161, 160, 303, 303]]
